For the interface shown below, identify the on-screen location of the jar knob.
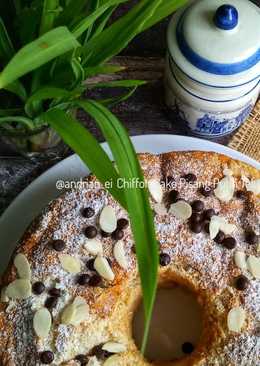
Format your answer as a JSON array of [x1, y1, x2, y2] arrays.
[[214, 4, 238, 30]]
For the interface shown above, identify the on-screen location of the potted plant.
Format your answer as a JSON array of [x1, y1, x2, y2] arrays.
[[0, 0, 186, 350]]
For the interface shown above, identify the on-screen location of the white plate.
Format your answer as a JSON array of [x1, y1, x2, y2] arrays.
[[0, 134, 259, 274]]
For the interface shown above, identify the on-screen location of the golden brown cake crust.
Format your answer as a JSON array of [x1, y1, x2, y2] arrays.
[[0, 151, 259, 366]]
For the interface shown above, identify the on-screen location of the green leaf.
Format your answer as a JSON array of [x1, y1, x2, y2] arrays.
[[82, 0, 163, 66], [88, 79, 146, 88], [0, 115, 34, 129], [0, 17, 15, 63], [71, 0, 127, 39], [4, 80, 27, 102], [90, 5, 117, 39], [0, 27, 80, 89], [84, 0, 100, 44], [43, 108, 127, 209], [84, 64, 124, 78], [143, 0, 188, 31], [55, 0, 87, 27], [71, 56, 85, 87], [25, 86, 73, 117], [100, 85, 139, 107], [39, 0, 61, 35], [78, 100, 158, 353]]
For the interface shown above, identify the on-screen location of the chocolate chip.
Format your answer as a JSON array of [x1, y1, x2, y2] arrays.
[[88, 274, 102, 287], [77, 274, 90, 286], [214, 231, 225, 244], [204, 221, 210, 234], [51, 239, 65, 252], [82, 207, 95, 218], [245, 230, 258, 245], [192, 200, 204, 212], [40, 351, 54, 364], [159, 253, 171, 266], [235, 275, 249, 291], [190, 221, 203, 234], [222, 237, 236, 250], [45, 296, 58, 309], [48, 288, 61, 297], [236, 190, 247, 200], [168, 190, 179, 203], [117, 218, 129, 230], [182, 342, 194, 354], [86, 258, 95, 271], [75, 354, 88, 365], [101, 230, 111, 238], [32, 282, 45, 295], [190, 213, 203, 223], [112, 228, 124, 240], [84, 226, 97, 239], [91, 345, 112, 360], [204, 208, 216, 220], [183, 173, 197, 183], [199, 185, 214, 197]]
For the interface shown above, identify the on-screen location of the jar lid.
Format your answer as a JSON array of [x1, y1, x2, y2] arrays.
[[168, 0, 260, 87]]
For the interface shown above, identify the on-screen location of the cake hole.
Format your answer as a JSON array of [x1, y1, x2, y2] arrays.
[[132, 284, 203, 363]]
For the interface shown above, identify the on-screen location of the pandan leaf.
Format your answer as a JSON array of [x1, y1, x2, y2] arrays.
[[39, 0, 61, 35], [43, 108, 127, 209], [0, 17, 15, 63], [87, 79, 146, 88], [0, 27, 80, 89], [78, 100, 158, 352], [81, 0, 163, 66], [71, 0, 127, 39]]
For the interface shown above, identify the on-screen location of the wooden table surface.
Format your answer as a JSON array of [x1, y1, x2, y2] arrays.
[[0, 13, 237, 215]]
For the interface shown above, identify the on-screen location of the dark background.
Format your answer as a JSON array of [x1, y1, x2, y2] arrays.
[[0, 0, 259, 215]]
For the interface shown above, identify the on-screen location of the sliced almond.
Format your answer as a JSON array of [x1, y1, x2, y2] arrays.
[[148, 179, 163, 203], [209, 216, 236, 239], [246, 179, 260, 195], [214, 175, 235, 202], [227, 307, 246, 332], [61, 296, 89, 326], [257, 244, 260, 253], [71, 297, 89, 326], [94, 256, 115, 281], [153, 203, 167, 215], [247, 255, 260, 279], [87, 357, 101, 366], [102, 342, 126, 353], [99, 206, 117, 233], [33, 308, 52, 338], [61, 303, 76, 325], [6, 279, 32, 299], [0, 287, 9, 303], [234, 251, 247, 270], [114, 241, 128, 270], [59, 255, 81, 274], [84, 239, 103, 256], [14, 253, 31, 279], [169, 201, 192, 221]]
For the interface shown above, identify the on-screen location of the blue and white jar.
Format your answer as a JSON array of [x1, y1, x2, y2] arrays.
[[165, 0, 260, 138]]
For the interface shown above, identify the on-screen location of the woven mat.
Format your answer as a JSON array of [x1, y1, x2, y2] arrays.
[[228, 100, 260, 162]]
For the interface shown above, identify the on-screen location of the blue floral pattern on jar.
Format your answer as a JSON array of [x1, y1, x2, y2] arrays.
[[195, 104, 253, 136]]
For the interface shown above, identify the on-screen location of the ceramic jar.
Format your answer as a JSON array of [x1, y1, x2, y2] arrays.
[[165, 0, 260, 138]]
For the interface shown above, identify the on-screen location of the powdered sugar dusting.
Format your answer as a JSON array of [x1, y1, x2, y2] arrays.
[[0, 152, 259, 365]]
